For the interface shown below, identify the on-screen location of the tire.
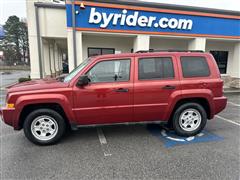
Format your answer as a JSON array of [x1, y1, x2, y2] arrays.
[[23, 109, 66, 145], [172, 103, 207, 137]]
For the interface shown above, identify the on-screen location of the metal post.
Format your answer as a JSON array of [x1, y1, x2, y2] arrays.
[[71, 0, 77, 68], [35, 5, 43, 78]]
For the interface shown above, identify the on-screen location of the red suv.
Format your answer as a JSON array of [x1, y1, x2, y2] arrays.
[[0, 51, 227, 145]]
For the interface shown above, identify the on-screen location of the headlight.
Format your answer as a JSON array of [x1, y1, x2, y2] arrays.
[[5, 93, 14, 108]]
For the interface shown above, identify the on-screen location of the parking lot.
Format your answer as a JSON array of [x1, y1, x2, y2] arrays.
[[0, 72, 239, 180]]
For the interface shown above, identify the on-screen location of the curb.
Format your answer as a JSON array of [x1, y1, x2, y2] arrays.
[[223, 88, 240, 94], [224, 91, 240, 94]]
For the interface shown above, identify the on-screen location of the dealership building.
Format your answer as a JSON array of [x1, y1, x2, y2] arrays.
[[26, 0, 240, 87]]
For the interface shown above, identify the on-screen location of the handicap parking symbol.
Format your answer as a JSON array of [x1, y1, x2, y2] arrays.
[[147, 124, 224, 148]]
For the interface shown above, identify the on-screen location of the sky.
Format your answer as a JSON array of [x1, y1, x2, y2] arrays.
[[0, 0, 27, 24], [0, 0, 240, 25]]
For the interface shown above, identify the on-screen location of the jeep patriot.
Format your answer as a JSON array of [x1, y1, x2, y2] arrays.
[[0, 51, 227, 145]]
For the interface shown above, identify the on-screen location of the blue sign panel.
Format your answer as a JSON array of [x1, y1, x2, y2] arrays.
[[66, 3, 240, 38], [147, 124, 224, 148]]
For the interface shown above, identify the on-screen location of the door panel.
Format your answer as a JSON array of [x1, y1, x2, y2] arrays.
[[133, 55, 180, 122], [72, 58, 134, 125]]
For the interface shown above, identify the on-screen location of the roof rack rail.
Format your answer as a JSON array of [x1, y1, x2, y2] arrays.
[[135, 50, 204, 53]]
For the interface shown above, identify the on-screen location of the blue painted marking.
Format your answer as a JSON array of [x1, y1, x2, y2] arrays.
[[147, 124, 224, 148]]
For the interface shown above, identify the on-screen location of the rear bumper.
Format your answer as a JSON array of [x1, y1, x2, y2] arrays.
[[0, 107, 16, 128], [213, 96, 227, 115]]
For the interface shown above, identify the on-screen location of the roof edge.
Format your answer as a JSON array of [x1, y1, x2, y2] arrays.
[[34, 0, 240, 16], [34, 2, 65, 9], [86, 0, 240, 16]]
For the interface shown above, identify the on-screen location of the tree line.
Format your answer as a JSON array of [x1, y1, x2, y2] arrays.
[[0, 15, 29, 65]]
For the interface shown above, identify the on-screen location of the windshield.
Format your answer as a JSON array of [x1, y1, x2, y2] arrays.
[[64, 58, 92, 82]]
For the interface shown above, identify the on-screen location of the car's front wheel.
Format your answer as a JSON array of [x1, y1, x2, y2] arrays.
[[172, 103, 207, 137], [23, 109, 66, 145]]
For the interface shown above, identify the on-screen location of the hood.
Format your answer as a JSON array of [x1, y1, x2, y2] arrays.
[[7, 78, 69, 93]]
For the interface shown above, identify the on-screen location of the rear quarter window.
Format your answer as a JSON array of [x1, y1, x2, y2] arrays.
[[180, 56, 210, 78]]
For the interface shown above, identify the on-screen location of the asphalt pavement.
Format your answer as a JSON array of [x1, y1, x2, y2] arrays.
[[0, 72, 239, 180]]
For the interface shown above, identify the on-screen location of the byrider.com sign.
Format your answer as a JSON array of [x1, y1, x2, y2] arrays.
[[88, 8, 193, 30], [66, 2, 240, 38]]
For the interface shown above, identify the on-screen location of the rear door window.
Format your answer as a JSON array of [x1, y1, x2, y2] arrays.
[[180, 56, 210, 78], [138, 57, 174, 80]]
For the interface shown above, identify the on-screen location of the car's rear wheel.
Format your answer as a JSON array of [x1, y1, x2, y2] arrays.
[[172, 103, 207, 137], [23, 109, 66, 145]]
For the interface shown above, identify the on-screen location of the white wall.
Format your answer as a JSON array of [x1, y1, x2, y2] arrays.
[[188, 38, 206, 51], [42, 40, 51, 76], [150, 37, 189, 50], [82, 35, 134, 60], [133, 35, 150, 52], [39, 8, 67, 38]]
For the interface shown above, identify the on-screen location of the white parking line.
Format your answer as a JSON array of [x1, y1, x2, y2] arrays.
[[227, 101, 240, 107], [97, 128, 107, 145], [216, 115, 240, 127], [97, 128, 112, 157]]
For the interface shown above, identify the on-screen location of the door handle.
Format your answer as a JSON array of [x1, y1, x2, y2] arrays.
[[162, 85, 176, 90], [114, 88, 129, 92]]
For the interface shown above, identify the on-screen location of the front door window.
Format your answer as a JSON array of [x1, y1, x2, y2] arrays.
[[87, 59, 130, 83], [73, 58, 133, 124]]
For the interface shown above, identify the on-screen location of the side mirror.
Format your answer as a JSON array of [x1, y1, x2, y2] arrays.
[[76, 75, 89, 87]]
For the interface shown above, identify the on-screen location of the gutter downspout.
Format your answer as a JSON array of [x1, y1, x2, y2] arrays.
[[53, 42, 57, 76], [48, 44, 52, 76], [35, 5, 43, 79], [71, 0, 77, 68]]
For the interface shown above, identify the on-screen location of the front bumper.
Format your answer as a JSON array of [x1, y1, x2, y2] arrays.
[[0, 107, 16, 127]]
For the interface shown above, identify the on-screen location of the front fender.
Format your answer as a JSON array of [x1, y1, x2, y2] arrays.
[[14, 94, 75, 128]]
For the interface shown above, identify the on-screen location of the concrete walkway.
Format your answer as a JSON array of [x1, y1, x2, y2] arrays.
[[224, 88, 240, 94]]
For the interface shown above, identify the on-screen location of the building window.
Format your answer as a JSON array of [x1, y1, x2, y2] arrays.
[[131, 49, 154, 53], [210, 51, 228, 74], [88, 48, 115, 57]]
